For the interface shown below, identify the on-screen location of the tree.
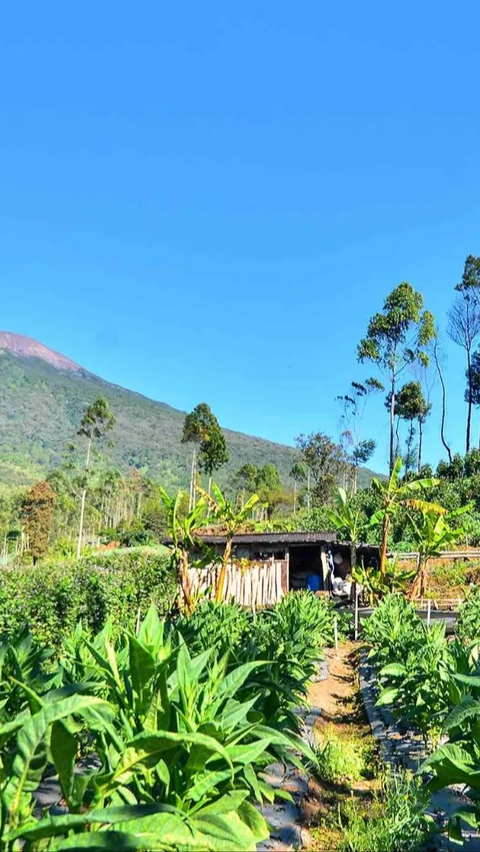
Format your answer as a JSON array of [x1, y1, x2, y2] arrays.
[[290, 461, 307, 513], [181, 403, 219, 511], [370, 457, 444, 578], [198, 424, 229, 497], [20, 481, 56, 564], [448, 290, 480, 453], [433, 334, 452, 464], [469, 349, 480, 446], [76, 398, 115, 557], [295, 432, 347, 506], [198, 484, 260, 602], [255, 464, 290, 520], [357, 283, 435, 474], [337, 378, 382, 492], [394, 381, 431, 474], [233, 463, 259, 506], [455, 253, 480, 302]]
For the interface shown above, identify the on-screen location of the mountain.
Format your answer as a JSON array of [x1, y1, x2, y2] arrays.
[[0, 332, 379, 492]]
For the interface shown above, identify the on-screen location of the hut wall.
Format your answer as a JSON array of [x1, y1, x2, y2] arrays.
[[187, 560, 287, 607]]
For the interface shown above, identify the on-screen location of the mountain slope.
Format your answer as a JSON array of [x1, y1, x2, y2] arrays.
[[0, 334, 379, 491], [0, 337, 299, 489]]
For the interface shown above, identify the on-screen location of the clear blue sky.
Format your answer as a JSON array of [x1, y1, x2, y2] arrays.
[[1, 1, 479, 473]]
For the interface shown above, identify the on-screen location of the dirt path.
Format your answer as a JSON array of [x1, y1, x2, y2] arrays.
[[302, 642, 381, 850], [308, 641, 359, 722]]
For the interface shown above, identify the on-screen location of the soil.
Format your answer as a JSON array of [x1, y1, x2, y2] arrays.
[[302, 642, 381, 851]]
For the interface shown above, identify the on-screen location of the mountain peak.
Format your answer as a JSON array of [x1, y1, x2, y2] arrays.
[[0, 332, 82, 373]]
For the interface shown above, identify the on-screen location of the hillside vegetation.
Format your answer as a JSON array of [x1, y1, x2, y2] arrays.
[[0, 349, 377, 490]]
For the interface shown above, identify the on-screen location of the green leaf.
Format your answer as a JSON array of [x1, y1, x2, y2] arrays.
[[184, 769, 231, 802], [9, 804, 181, 842], [192, 811, 260, 851], [445, 697, 480, 732], [128, 634, 155, 701], [379, 663, 407, 677], [448, 815, 465, 845], [50, 720, 77, 806], [237, 800, 269, 843], [3, 695, 111, 824], [137, 603, 163, 650], [375, 687, 400, 706], [217, 661, 269, 701], [225, 738, 272, 765], [126, 730, 233, 775]]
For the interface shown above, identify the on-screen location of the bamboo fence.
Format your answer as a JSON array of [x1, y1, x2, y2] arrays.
[[187, 560, 286, 607]]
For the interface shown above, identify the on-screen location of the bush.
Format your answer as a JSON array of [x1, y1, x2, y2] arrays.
[[456, 585, 480, 643], [362, 593, 422, 668], [314, 729, 366, 783], [0, 547, 176, 646], [177, 598, 252, 656]]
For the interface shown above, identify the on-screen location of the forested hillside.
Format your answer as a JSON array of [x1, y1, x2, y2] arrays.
[[0, 348, 301, 489]]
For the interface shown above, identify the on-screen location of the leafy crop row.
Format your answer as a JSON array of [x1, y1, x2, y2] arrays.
[[363, 592, 480, 841], [0, 591, 333, 850]]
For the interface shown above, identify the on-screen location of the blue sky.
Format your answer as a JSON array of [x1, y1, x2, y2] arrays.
[[1, 0, 480, 474]]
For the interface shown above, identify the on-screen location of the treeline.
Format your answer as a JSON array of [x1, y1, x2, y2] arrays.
[[4, 254, 480, 562]]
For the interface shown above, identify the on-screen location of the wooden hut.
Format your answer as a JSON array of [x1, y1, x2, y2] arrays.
[[171, 531, 379, 607]]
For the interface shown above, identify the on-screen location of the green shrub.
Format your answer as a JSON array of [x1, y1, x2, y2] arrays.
[[177, 599, 251, 656], [362, 593, 422, 668], [456, 585, 480, 643], [0, 547, 176, 646], [314, 731, 366, 783]]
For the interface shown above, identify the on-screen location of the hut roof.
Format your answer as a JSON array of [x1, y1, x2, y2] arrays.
[[176, 530, 339, 546]]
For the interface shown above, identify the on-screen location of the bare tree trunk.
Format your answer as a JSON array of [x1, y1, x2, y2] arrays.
[[417, 418, 423, 473], [389, 379, 396, 475], [206, 475, 212, 518], [434, 339, 452, 463], [467, 348, 473, 453], [77, 436, 92, 558], [379, 513, 390, 578], [215, 538, 233, 603], [188, 446, 197, 512]]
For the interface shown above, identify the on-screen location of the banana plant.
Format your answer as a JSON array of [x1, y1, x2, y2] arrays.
[[369, 457, 446, 577], [325, 487, 367, 569], [196, 484, 260, 603], [159, 487, 208, 613], [352, 558, 416, 605], [407, 505, 470, 599]]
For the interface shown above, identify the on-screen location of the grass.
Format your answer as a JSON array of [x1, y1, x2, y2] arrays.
[[306, 645, 434, 852], [314, 723, 376, 785]]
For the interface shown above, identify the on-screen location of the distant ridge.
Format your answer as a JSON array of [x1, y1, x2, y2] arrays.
[[0, 332, 83, 373]]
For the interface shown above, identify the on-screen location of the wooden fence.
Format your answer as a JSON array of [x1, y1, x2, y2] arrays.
[[396, 549, 480, 562], [187, 560, 286, 607]]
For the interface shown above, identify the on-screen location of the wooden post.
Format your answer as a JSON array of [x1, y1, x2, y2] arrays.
[[427, 598, 431, 627], [334, 617, 338, 650]]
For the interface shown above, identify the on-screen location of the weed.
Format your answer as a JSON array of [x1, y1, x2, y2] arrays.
[[314, 725, 374, 785], [339, 771, 435, 852]]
